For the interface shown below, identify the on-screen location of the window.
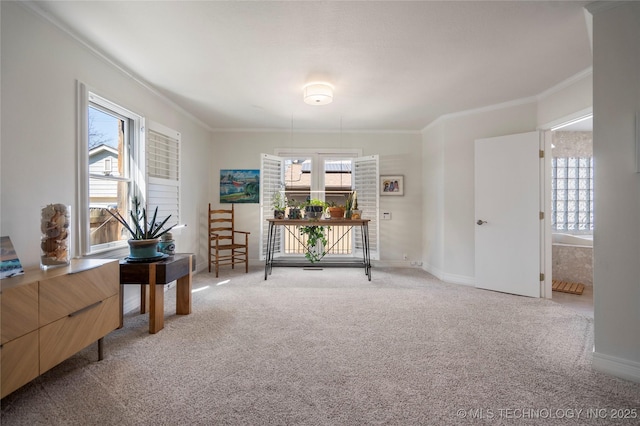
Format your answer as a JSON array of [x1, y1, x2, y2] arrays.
[[78, 86, 181, 256], [78, 84, 143, 255], [260, 151, 379, 260], [77, 84, 145, 255], [551, 157, 594, 232]]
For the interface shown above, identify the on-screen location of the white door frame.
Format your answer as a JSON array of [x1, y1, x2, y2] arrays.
[[538, 107, 593, 299]]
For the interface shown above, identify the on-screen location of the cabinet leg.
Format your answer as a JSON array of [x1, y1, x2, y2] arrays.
[[98, 338, 104, 361]]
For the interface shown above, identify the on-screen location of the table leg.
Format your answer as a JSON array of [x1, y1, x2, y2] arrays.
[[176, 257, 192, 315], [140, 285, 149, 314], [265, 221, 275, 280], [148, 264, 164, 334], [98, 337, 104, 361], [362, 223, 371, 281], [119, 285, 124, 328]]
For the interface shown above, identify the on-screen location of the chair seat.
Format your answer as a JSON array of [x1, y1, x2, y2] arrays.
[[212, 242, 247, 251]]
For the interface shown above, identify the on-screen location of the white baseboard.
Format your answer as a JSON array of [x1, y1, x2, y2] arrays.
[[422, 263, 444, 280], [372, 260, 423, 268], [442, 272, 475, 286], [422, 264, 474, 286], [593, 351, 640, 383]]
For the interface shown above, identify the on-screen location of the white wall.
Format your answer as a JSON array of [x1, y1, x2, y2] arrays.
[[421, 102, 538, 283], [1, 3, 212, 310], [422, 124, 445, 277], [210, 130, 423, 265], [589, 1, 640, 382]]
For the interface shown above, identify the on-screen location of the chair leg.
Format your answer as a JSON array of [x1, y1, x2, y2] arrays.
[[208, 240, 211, 273]]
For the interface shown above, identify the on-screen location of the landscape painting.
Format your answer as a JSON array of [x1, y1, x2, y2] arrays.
[[220, 169, 260, 203]]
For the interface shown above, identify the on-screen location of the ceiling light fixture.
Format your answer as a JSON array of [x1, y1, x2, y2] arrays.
[[303, 82, 334, 106]]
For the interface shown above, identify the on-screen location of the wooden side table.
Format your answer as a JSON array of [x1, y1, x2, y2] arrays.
[[119, 253, 195, 334]]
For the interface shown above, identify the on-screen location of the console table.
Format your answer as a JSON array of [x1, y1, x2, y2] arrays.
[[119, 253, 194, 334], [265, 218, 371, 281], [1, 259, 119, 398]]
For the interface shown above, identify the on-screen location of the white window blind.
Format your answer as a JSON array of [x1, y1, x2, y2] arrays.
[[353, 155, 379, 260], [147, 122, 180, 227], [260, 154, 284, 260]]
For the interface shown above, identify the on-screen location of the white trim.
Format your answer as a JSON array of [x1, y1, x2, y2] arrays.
[[422, 96, 538, 133], [586, 1, 636, 15], [76, 81, 90, 257], [538, 107, 593, 131], [422, 67, 593, 134], [213, 128, 421, 135], [593, 351, 640, 383], [442, 272, 475, 287], [422, 263, 444, 281], [536, 67, 593, 101]]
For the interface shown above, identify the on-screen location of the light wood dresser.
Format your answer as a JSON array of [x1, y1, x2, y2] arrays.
[[1, 259, 119, 398]]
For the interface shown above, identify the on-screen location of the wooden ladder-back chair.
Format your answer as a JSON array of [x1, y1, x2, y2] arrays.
[[208, 203, 250, 277]]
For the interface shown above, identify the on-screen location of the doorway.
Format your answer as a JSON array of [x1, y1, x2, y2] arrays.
[[548, 114, 594, 316]]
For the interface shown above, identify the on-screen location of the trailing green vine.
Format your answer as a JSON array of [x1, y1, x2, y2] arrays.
[[300, 225, 329, 263]]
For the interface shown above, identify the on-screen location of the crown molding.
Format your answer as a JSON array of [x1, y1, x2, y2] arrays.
[[421, 96, 538, 133], [421, 66, 593, 134], [211, 127, 421, 135], [586, 1, 636, 15]]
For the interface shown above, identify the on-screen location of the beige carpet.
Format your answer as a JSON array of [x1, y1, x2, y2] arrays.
[[2, 266, 639, 425]]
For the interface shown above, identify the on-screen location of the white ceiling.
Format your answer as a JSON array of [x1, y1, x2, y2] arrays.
[[30, 1, 592, 132]]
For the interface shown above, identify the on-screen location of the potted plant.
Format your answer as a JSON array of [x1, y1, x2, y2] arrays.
[[300, 224, 329, 263], [287, 198, 302, 219], [303, 198, 327, 220], [351, 192, 362, 219], [327, 201, 345, 219], [272, 191, 287, 219], [345, 191, 358, 219], [107, 198, 175, 259]]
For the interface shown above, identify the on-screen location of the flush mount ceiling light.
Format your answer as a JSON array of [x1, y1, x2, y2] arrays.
[[303, 82, 334, 106]]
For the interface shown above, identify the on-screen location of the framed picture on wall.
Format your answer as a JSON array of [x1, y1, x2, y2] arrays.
[[220, 169, 260, 203], [380, 175, 404, 196]]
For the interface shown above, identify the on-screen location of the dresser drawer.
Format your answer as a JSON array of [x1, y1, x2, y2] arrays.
[[39, 294, 119, 374], [1, 280, 38, 344], [39, 260, 118, 326], [1, 330, 39, 398]]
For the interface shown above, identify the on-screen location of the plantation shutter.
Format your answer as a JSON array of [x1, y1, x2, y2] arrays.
[[260, 154, 284, 260], [147, 122, 180, 228], [353, 155, 379, 260]]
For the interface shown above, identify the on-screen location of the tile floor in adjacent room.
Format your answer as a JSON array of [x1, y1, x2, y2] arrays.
[[551, 285, 593, 318]]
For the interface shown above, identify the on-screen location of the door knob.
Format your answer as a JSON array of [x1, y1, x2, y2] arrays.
[[476, 220, 487, 225]]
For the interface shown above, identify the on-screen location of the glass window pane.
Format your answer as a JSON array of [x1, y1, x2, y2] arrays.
[[88, 180, 128, 246]]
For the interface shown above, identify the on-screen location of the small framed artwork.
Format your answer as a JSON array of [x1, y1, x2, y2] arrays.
[[380, 175, 404, 196]]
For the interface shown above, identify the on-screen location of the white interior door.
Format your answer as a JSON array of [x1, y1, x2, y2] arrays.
[[475, 131, 541, 297]]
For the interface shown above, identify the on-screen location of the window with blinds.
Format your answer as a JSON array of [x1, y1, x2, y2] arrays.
[[147, 122, 180, 227], [260, 154, 284, 259]]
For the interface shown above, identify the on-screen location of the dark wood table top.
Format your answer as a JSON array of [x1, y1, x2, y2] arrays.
[[119, 253, 195, 284]]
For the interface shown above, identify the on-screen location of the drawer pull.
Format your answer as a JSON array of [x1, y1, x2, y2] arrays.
[[68, 300, 102, 317]]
